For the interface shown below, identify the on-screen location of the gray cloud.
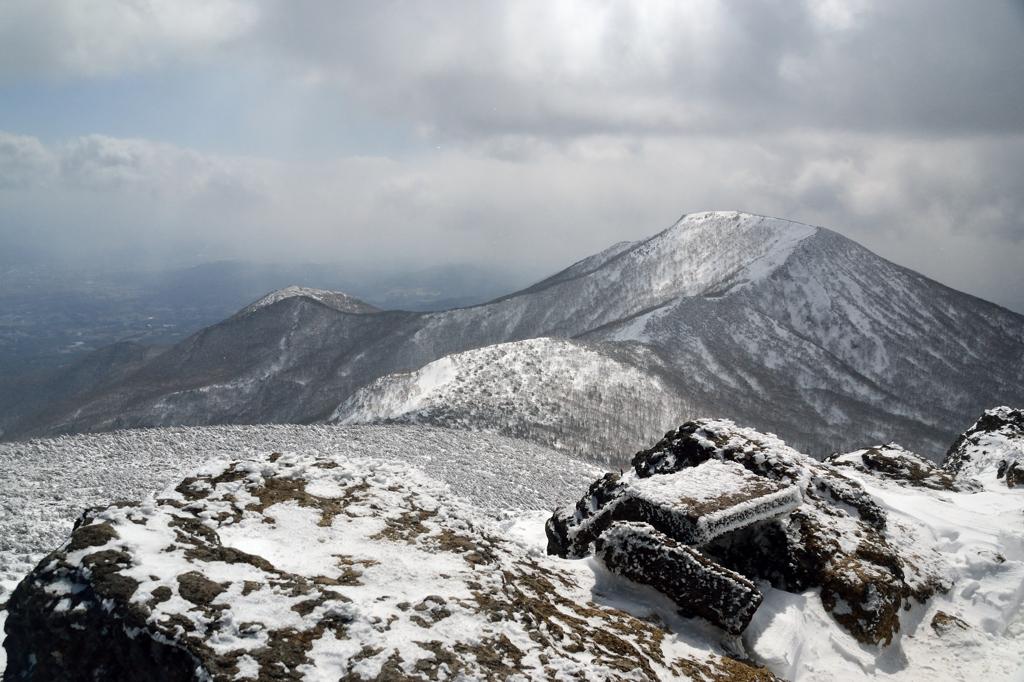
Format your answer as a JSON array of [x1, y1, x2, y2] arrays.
[[2, 128, 1022, 312], [0, 1, 1022, 315], [245, 0, 1024, 137]]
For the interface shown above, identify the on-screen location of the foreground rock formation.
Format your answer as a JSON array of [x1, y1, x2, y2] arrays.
[[3, 452, 776, 681], [5, 410, 1024, 681], [547, 419, 951, 645]]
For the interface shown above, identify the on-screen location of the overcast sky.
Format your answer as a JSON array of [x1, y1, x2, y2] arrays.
[[1, 0, 1023, 312]]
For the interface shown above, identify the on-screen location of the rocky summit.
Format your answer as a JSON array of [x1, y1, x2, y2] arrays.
[[941, 406, 1024, 487], [4, 411, 1024, 681], [3, 452, 777, 681]]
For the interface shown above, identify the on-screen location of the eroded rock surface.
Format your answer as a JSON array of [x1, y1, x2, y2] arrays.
[[827, 444, 972, 491], [942, 407, 1024, 488], [547, 419, 945, 645], [595, 521, 763, 636], [4, 453, 778, 681]]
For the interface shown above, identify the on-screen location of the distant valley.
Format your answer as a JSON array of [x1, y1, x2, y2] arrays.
[[0, 260, 525, 381]]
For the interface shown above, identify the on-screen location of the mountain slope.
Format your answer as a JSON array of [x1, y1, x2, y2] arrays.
[[3, 211, 1023, 461], [331, 338, 700, 464], [586, 227, 1024, 456]]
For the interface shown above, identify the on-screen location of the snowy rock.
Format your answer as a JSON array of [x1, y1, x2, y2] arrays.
[[547, 459, 802, 558], [547, 419, 944, 646], [942, 407, 1024, 487], [3, 452, 779, 681], [826, 443, 973, 492], [595, 521, 763, 636]]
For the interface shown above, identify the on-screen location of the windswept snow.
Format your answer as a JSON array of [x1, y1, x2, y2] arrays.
[[744, 458, 1024, 682]]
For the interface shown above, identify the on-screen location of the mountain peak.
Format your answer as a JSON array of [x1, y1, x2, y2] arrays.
[[238, 286, 380, 317], [655, 211, 817, 284], [593, 210, 818, 304]]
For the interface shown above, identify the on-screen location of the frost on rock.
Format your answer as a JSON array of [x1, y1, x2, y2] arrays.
[[547, 419, 944, 646], [595, 521, 763, 636], [3, 452, 779, 682], [942, 407, 1024, 488], [826, 443, 973, 492]]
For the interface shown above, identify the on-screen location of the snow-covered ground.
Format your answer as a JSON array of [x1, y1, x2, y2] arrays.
[[2, 421, 1023, 681], [0, 424, 604, 674], [332, 337, 696, 464]]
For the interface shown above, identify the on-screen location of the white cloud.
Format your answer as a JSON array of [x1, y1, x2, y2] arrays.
[[0, 132, 56, 188], [0, 0, 258, 78]]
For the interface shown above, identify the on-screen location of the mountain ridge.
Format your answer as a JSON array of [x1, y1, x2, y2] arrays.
[[2, 211, 1023, 462]]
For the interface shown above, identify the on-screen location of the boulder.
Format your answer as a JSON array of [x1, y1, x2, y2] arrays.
[[942, 407, 1024, 488], [547, 459, 801, 557], [595, 521, 763, 636], [547, 419, 945, 646], [826, 444, 971, 491], [4, 453, 779, 681]]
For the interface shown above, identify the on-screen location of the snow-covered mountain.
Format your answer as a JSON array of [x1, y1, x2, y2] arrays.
[[330, 338, 697, 464], [234, 285, 382, 317], [3, 211, 1023, 461]]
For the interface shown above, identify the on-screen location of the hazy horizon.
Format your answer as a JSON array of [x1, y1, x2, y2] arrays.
[[1, 1, 1023, 313]]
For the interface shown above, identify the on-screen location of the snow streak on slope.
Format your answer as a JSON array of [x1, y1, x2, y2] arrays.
[[331, 338, 700, 464], [0, 424, 603, 673]]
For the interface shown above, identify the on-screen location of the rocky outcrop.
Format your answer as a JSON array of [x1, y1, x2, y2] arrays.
[[3, 452, 778, 681], [547, 419, 945, 646], [595, 521, 763, 636], [827, 443, 974, 492], [942, 407, 1024, 487], [546, 458, 802, 559]]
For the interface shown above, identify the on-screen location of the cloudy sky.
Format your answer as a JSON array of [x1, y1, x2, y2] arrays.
[[1, 0, 1023, 312]]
